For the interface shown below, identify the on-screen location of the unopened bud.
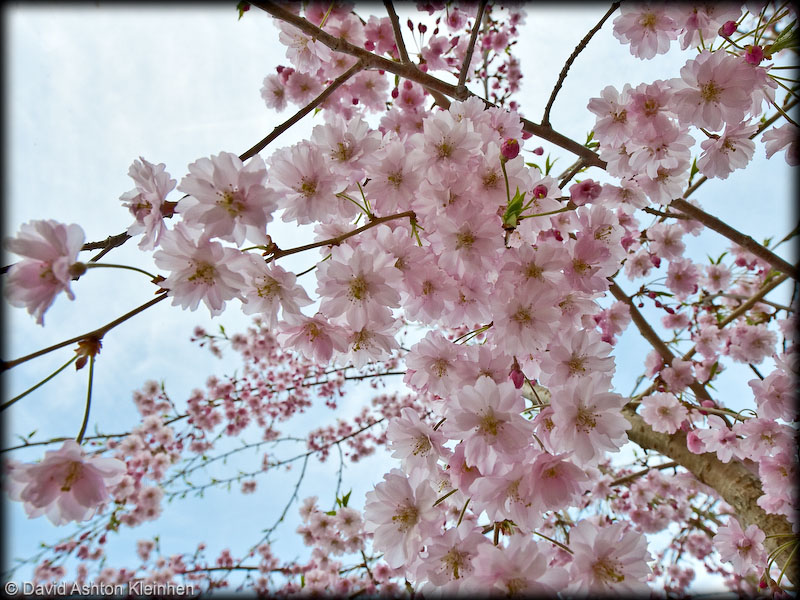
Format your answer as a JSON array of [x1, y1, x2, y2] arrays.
[[509, 367, 525, 389], [719, 20, 737, 37], [532, 184, 548, 199], [744, 44, 764, 65], [500, 138, 520, 160], [532, 146, 544, 155]]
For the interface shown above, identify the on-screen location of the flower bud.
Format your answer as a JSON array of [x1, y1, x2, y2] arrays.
[[532, 146, 544, 155], [509, 366, 525, 389], [500, 138, 520, 160], [744, 44, 764, 65], [719, 20, 737, 37]]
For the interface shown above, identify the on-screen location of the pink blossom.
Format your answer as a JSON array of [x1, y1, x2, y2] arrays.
[[444, 378, 534, 474], [698, 121, 758, 179], [670, 50, 756, 131], [550, 375, 630, 465], [661, 358, 695, 393], [260, 74, 287, 111], [177, 152, 277, 246], [415, 526, 487, 593], [587, 84, 633, 146], [386, 407, 449, 475], [568, 519, 652, 594], [613, 4, 679, 60], [539, 329, 614, 388], [238, 256, 312, 325], [695, 415, 739, 463], [4, 220, 86, 325], [277, 314, 348, 365], [363, 469, 440, 568], [713, 518, 767, 573], [469, 534, 568, 595], [665, 257, 699, 300], [405, 331, 467, 397], [640, 392, 688, 434], [762, 123, 800, 166], [119, 157, 176, 250], [6, 440, 126, 525], [749, 369, 796, 421], [153, 224, 246, 316]]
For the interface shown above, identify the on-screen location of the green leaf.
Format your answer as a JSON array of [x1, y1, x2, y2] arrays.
[[502, 187, 526, 229], [325, 510, 337, 516], [341, 490, 352, 507]]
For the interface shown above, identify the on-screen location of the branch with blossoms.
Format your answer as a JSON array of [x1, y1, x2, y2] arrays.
[[4, 1, 800, 596]]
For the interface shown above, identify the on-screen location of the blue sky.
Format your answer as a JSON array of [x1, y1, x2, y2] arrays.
[[3, 3, 796, 592]]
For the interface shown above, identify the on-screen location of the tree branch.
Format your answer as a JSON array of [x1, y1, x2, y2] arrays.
[[239, 60, 364, 162], [541, 2, 621, 126], [383, 1, 410, 64], [456, 0, 488, 92], [669, 199, 799, 280], [623, 405, 798, 585]]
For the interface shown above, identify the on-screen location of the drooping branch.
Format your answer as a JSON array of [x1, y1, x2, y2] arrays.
[[1, 294, 168, 371], [541, 2, 621, 126]]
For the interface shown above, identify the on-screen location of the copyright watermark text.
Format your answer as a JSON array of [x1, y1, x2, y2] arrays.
[[4, 580, 196, 596]]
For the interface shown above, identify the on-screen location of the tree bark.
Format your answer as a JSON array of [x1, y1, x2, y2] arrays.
[[624, 406, 797, 585]]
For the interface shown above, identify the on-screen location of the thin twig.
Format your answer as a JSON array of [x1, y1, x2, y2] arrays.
[[456, 0, 488, 93], [542, 2, 621, 126], [1, 294, 168, 371], [239, 60, 364, 162]]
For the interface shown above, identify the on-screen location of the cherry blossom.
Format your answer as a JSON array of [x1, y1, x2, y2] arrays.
[[6, 440, 126, 525], [4, 220, 86, 325]]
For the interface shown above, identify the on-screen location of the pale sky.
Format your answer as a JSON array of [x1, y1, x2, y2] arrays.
[[3, 3, 795, 592]]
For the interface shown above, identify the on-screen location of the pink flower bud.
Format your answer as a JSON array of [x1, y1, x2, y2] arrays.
[[532, 184, 548, 199], [745, 44, 764, 65], [532, 146, 544, 155], [719, 20, 737, 37], [509, 367, 525, 389], [500, 138, 520, 160], [521, 130, 532, 140]]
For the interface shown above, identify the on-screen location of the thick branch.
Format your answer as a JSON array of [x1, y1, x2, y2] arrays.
[[541, 2, 621, 126], [624, 406, 798, 585], [670, 199, 798, 280]]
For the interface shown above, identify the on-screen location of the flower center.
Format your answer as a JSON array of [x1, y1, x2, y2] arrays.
[[455, 231, 475, 250], [217, 189, 245, 217], [387, 171, 404, 189], [391, 503, 419, 533], [348, 275, 369, 301], [188, 262, 216, 285], [592, 558, 625, 583], [61, 461, 83, 492], [700, 81, 722, 103]]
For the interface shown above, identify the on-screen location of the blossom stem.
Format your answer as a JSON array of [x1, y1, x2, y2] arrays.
[[541, 2, 621, 126], [456, 498, 470, 527], [520, 204, 575, 220], [76, 354, 95, 444], [500, 158, 512, 205], [776, 539, 799, 586], [432, 488, 458, 507], [84, 262, 158, 280], [1, 294, 168, 371], [1, 354, 78, 411], [532, 530, 573, 554]]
